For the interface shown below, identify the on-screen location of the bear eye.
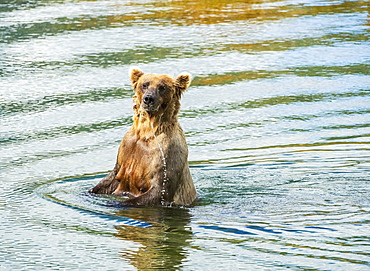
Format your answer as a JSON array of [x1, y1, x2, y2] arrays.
[[142, 82, 149, 90], [158, 85, 165, 92]]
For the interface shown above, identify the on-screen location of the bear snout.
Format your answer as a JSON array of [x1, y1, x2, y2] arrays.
[[142, 93, 160, 112], [143, 94, 155, 105]]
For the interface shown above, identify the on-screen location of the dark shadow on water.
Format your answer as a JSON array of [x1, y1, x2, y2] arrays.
[[199, 224, 257, 235]]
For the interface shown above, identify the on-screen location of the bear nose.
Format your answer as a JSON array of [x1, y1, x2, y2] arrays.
[[143, 94, 154, 105]]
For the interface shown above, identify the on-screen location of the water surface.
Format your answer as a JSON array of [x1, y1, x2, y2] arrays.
[[1, 0, 370, 270]]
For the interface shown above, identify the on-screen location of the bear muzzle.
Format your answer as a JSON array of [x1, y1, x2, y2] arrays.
[[143, 94, 155, 105], [142, 94, 160, 112]]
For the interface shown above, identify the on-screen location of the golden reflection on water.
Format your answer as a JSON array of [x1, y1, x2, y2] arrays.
[[67, 0, 369, 29]]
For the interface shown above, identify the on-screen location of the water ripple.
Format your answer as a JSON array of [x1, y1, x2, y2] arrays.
[[1, 0, 370, 270]]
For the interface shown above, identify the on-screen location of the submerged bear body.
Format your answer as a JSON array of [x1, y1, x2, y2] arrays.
[[89, 68, 196, 206]]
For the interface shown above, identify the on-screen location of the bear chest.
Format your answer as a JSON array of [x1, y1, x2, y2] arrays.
[[116, 136, 165, 193]]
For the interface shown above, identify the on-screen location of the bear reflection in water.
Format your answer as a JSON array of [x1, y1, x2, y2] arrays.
[[115, 206, 192, 270], [89, 68, 197, 206]]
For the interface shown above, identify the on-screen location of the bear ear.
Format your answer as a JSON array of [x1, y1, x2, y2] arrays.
[[129, 67, 144, 86], [175, 72, 191, 93]]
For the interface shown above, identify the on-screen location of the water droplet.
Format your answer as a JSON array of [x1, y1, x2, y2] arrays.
[[150, 123, 168, 205]]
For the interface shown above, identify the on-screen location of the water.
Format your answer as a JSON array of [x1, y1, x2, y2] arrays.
[[1, 0, 370, 270]]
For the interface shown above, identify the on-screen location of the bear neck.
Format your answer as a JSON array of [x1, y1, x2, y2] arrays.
[[133, 106, 179, 140]]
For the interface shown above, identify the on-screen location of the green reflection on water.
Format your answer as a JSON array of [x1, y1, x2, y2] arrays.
[[0, 87, 131, 116]]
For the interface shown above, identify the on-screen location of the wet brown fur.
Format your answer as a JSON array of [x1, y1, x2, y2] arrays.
[[89, 68, 196, 206]]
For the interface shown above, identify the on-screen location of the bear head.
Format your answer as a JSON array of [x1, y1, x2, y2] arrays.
[[129, 67, 191, 119]]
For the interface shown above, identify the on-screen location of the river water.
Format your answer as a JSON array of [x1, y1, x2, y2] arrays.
[[1, 0, 370, 270]]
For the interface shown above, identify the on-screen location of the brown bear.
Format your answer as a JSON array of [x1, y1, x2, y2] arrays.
[[89, 67, 197, 206]]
